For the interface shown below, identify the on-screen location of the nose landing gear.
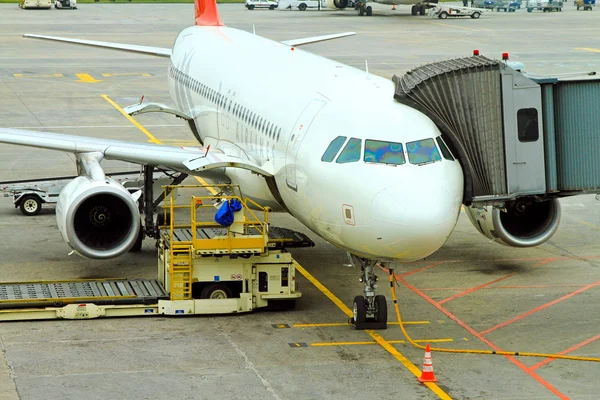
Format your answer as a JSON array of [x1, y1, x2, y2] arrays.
[[349, 256, 388, 330]]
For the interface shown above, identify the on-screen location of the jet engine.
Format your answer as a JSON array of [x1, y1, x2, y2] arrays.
[[56, 176, 141, 259], [465, 199, 561, 247]]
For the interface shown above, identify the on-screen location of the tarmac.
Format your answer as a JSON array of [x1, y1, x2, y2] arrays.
[[1, 2, 600, 399]]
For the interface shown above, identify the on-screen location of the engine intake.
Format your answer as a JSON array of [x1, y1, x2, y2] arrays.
[[465, 199, 561, 247], [56, 176, 141, 259]]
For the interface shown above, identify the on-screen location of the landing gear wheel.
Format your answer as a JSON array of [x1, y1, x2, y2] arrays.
[[156, 212, 172, 228], [419, 4, 426, 14], [366, 5, 372, 15], [411, 4, 418, 14], [201, 284, 232, 299], [353, 295, 367, 323], [19, 195, 41, 216], [374, 295, 387, 324]]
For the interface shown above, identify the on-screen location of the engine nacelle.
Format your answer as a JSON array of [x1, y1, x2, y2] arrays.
[[56, 176, 141, 259], [465, 199, 561, 247], [326, 0, 349, 9]]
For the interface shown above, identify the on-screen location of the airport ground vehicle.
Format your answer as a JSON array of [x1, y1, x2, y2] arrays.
[[54, 0, 77, 8], [526, 0, 563, 11], [245, 0, 278, 9], [574, 0, 594, 10], [1, 170, 179, 216], [18, 0, 51, 8], [0, 184, 309, 321], [430, 4, 483, 17], [278, 0, 323, 10]]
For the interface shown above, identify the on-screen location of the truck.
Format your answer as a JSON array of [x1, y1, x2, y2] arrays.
[[526, 0, 563, 11]]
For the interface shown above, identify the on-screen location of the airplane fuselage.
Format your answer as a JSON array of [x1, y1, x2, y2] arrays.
[[168, 26, 464, 262]]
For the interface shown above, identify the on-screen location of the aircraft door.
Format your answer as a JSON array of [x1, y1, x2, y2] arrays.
[[285, 99, 326, 191]]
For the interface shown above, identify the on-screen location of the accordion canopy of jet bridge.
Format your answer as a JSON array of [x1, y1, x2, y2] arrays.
[[393, 55, 600, 205]]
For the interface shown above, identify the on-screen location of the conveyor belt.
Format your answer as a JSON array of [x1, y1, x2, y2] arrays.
[[0, 279, 168, 309], [163, 226, 315, 249]]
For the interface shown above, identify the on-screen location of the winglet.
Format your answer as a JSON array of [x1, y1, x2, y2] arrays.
[[195, 0, 224, 26]]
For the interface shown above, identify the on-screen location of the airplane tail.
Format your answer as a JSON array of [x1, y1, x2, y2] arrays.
[[195, 0, 224, 26]]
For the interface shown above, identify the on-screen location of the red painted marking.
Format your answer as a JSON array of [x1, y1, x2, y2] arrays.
[[438, 273, 517, 305], [195, 0, 224, 26], [381, 266, 570, 399], [399, 261, 445, 278], [480, 278, 600, 336], [497, 284, 585, 289], [531, 334, 600, 370]]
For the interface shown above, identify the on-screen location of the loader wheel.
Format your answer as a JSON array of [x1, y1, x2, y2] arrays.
[[471, 11, 481, 17], [20, 195, 41, 216], [201, 284, 232, 299]]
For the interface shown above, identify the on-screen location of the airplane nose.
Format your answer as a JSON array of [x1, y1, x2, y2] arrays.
[[370, 183, 459, 259]]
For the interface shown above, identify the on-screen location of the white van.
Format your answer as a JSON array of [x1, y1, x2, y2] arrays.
[[278, 0, 324, 10]]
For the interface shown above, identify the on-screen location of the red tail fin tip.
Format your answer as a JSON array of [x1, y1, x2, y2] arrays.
[[195, 0, 224, 26]]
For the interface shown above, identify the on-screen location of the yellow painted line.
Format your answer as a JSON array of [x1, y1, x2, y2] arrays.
[[578, 220, 600, 230], [101, 73, 152, 77], [311, 338, 454, 347], [76, 73, 102, 83], [294, 262, 452, 400], [101, 95, 161, 144], [293, 321, 430, 328], [576, 48, 600, 53], [13, 73, 64, 78]]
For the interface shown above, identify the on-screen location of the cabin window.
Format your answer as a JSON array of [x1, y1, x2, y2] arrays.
[[406, 138, 442, 165], [322, 136, 347, 162], [435, 137, 455, 161], [517, 108, 539, 142], [364, 139, 405, 165]]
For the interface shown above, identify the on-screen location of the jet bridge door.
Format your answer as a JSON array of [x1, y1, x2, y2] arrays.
[[501, 70, 546, 195], [285, 99, 326, 191]]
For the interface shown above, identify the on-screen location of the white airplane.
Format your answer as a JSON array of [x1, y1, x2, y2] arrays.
[[326, 0, 436, 17], [0, 0, 559, 326]]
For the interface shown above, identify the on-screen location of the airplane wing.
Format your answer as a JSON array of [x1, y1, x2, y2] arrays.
[[0, 128, 272, 177], [23, 34, 171, 57], [281, 32, 355, 47]]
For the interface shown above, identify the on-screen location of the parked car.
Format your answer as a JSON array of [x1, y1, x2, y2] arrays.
[[277, 0, 324, 10], [245, 0, 278, 10]]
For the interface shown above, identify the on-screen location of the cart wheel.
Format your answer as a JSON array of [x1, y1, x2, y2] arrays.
[[19, 195, 42, 216], [298, 2, 307, 10], [201, 284, 232, 299], [366, 5, 372, 15], [411, 4, 418, 14], [248, 4, 255, 9], [419, 4, 426, 14], [156, 211, 172, 228], [353, 296, 367, 323], [527, 7, 533, 10], [439, 10, 448, 17], [269, 4, 275, 8], [471, 11, 481, 17]]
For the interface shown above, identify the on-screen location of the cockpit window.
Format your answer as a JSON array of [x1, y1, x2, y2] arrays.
[[406, 138, 442, 165], [321, 136, 347, 162], [435, 137, 455, 161], [336, 138, 362, 164], [364, 140, 405, 165]]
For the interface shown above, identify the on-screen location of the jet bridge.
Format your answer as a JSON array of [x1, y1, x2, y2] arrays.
[[393, 55, 600, 206]]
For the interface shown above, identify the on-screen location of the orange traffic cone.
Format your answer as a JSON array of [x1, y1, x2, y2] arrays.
[[418, 344, 438, 383]]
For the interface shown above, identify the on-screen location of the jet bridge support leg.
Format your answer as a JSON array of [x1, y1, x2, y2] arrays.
[[349, 256, 387, 330]]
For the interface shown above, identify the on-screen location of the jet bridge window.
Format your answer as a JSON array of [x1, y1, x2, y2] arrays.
[[336, 138, 362, 164], [364, 140, 405, 165], [406, 138, 442, 165], [517, 108, 539, 142], [321, 136, 347, 162]]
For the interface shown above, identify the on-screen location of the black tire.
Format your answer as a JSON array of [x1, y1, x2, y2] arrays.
[[366, 5, 372, 15], [19, 195, 42, 216], [359, 5, 365, 14], [201, 284, 233, 299], [248, 4, 255, 9], [267, 299, 296, 310], [298, 2, 307, 10], [419, 4, 426, 14], [471, 11, 481, 17], [269, 4, 275, 9], [374, 295, 387, 323], [411, 4, 418, 14], [129, 224, 144, 252], [353, 295, 367, 323], [156, 211, 172, 228], [527, 7, 533, 11], [439, 10, 448, 18]]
